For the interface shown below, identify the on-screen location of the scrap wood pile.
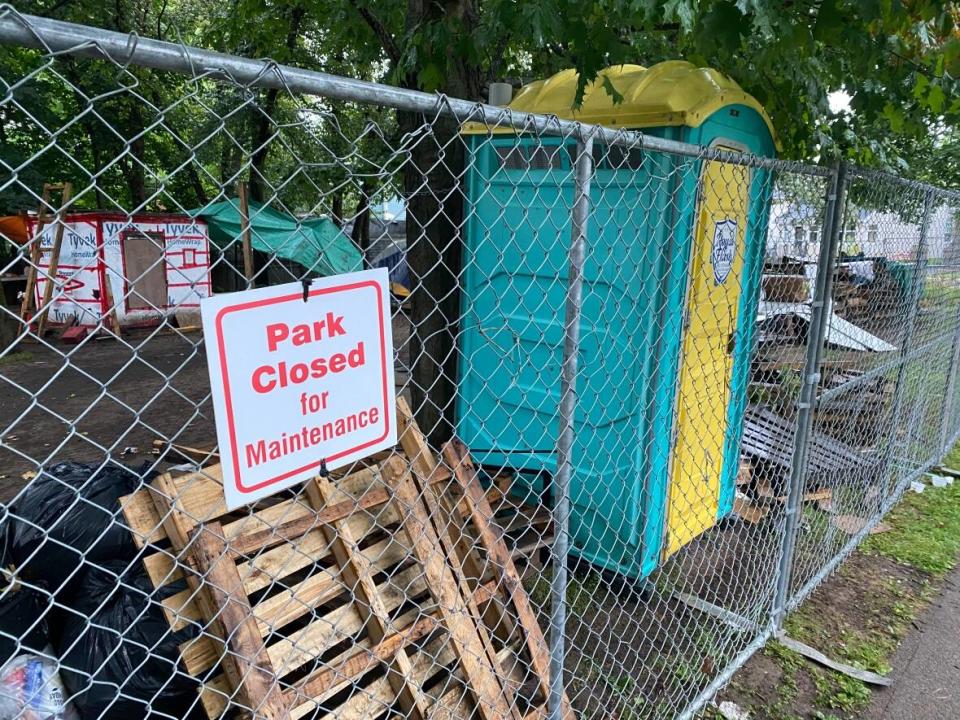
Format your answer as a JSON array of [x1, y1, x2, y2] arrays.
[[814, 370, 893, 446], [831, 259, 909, 329], [748, 359, 892, 448], [734, 406, 888, 526], [121, 398, 567, 720], [759, 256, 909, 332]]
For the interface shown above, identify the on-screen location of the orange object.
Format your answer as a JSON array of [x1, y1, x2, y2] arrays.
[[0, 214, 30, 245]]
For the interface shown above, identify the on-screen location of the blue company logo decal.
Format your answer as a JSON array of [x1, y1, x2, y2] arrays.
[[711, 218, 738, 285]]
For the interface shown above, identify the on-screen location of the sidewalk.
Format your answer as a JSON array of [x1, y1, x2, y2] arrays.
[[864, 565, 960, 719]]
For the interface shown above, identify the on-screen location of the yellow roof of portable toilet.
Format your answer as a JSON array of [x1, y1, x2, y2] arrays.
[[464, 60, 776, 141]]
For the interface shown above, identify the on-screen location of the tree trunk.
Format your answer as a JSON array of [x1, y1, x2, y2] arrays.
[[402, 113, 467, 446], [248, 5, 305, 203], [125, 97, 148, 207], [58, 60, 110, 208], [400, 1, 482, 445], [350, 180, 373, 266], [331, 191, 344, 228], [187, 164, 209, 207]]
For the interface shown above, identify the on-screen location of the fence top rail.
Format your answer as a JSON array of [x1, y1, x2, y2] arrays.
[[0, 6, 830, 176], [846, 165, 960, 202]]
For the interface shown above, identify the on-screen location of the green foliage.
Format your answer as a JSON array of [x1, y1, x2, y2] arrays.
[[1, 0, 398, 217], [4, 0, 960, 217], [0, 351, 32, 366], [811, 667, 871, 712]]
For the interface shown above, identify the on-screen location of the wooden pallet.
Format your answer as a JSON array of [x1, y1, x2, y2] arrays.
[[121, 398, 569, 720]]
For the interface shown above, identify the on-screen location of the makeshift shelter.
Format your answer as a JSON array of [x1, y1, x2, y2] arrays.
[[7, 212, 212, 328], [192, 200, 361, 284]]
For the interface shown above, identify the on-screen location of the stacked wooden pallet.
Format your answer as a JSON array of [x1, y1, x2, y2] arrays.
[[120, 399, 569, 719]]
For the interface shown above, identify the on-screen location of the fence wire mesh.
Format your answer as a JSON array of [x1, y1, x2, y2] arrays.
[[1, 7, 959, 720]]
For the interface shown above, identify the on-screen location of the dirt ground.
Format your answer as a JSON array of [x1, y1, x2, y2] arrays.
[[0, 311, 932, 720], [0, 330, 215, 502], [715, 551, 930, 720], [0, 323, 824, 718], [0, 310, 414, 505]]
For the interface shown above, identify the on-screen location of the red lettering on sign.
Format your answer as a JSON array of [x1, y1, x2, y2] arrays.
[[214, 280, 390, 494]]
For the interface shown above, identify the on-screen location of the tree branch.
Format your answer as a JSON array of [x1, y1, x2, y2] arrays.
[[349, 1, 402, 65], [486, 31, 512, 83]]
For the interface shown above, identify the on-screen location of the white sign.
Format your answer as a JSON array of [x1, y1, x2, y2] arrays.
[[201, 268, 396, 509], [711, 218, 738, 285]]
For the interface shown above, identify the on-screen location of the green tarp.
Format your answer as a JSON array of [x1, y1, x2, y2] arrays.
[[192, 199, 362, 277]]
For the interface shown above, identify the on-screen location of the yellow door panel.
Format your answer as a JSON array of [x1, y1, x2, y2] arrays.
[[665, 151, 751, 558]]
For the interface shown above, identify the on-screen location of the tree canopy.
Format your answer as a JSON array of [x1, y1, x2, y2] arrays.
[[298, 0, 960, 168], [3, 0, 960, 219]]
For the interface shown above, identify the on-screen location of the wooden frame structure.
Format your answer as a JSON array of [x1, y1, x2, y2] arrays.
[[121, 399, 570, 719], [20, 182, 73, 335]]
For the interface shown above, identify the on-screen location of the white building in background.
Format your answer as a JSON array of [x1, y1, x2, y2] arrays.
[[766, 195, 959, 263]]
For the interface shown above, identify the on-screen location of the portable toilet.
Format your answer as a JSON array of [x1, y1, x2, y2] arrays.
[[456, 61, 777, 578]]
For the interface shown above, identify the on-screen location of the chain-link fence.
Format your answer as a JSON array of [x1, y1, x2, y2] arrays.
[[2, 7, 960, 720]]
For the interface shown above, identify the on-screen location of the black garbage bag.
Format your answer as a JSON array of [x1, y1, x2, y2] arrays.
[[6, 461, 150, 594], [55, 561, 200, 719], [0, 584, 50, 666]]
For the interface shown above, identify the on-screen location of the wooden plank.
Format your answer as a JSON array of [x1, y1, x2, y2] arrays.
[[149, 472, 268, 714], [444, 439, 563, 717], [305, 474, 431, 720], [238, 181, 254, 285], [35, 182, 72, 336], [229, 468, 386, 555], [202, 585, 490, 720], [155, 468, 227, 528], [20, 184, 54, 322], [101, 274, 122, 338], [152, 438, 219, 463], [178, 537, 391, 669], [305, 631, 464, 720], [120, 488, 165, 548], [287, 610, 440, 711], [180, 561, 422, 677], [136, 449, 516, 720], [188, 522, 289, 718], [396, 399, 520, 669], [184, 563, 504, 694], [733, 497, 770, 524], [383, 455, 520, 720], [140, 462, 452, 591], [315, 622, 471, 720], [396, 397, 509, 647]]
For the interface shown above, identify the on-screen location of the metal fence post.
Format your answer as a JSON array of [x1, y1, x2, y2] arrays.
[[549, 133, 594, 720], [884, 187, 935, 484], [771, 161, 847, 628], [939, 283, 960, 455]]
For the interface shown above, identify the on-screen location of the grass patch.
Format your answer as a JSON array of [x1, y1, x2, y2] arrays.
[[863, 465, 960, 575], [718, 439, 960, 718], [524, 565, 603, 615], [0, 351, 32, 366], [811, 667, 871, 713]]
